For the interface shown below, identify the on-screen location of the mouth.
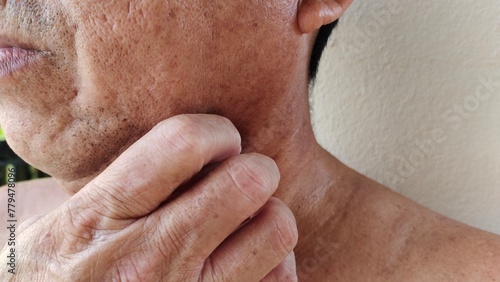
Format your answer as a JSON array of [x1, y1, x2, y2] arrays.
[[0, 46, 50, 79], [0, 35, 51, 79]]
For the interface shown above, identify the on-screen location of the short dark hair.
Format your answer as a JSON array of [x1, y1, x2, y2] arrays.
[[309, 20, 339, 82]]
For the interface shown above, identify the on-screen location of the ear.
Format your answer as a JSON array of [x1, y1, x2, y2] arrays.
[[297, 0, 353, 34]]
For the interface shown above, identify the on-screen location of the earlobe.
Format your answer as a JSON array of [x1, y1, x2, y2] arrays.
[[297, 0, 352, 34]]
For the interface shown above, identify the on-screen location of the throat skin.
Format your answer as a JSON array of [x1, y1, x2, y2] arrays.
[[226, 78, 500, 280], [216, 70, 365, 279]]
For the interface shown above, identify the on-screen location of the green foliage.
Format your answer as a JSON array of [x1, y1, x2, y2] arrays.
[[0, 126, 4, 142]]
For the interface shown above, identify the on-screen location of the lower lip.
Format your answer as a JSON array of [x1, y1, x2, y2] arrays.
[[0, 47, 49, 79]]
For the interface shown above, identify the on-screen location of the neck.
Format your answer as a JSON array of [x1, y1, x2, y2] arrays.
[[223, 78, 361, 279]]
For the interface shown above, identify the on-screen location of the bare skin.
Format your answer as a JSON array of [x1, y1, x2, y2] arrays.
[[1, 0, 499, 281], [2, 128, 500, 281], [1, 115, 300, 280]]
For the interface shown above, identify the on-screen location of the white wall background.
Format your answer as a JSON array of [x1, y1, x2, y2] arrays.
[[312, 0, 500, 234]]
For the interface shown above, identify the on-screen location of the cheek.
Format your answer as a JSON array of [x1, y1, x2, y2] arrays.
[[70, 2, 129, 110], [0, 15, 78, 167], [70, 1, 181, 111], [3, 0, 305, 183], [22, 1, 193, 181], [192, 0, 304, 97], [69, 0, 219, 127]]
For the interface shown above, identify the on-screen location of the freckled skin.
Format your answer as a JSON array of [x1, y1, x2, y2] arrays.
[[0, 0, 306, 190]]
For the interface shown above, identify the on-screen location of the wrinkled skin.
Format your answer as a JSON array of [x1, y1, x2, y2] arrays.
[[3, 0, 499, 281], [0, 0, 306, 189], [1, 115, 299, 281], [0, 0, 348, 280]]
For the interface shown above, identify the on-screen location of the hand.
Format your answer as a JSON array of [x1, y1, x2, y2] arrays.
[[1, 115, 298, 281]]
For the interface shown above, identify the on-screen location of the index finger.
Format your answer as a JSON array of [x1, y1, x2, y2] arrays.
[[73, 114, 241, 222]]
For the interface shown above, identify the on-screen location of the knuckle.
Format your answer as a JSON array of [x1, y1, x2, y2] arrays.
[[65, 197, 99, 233], [201, 256, 226, 282], [227, 155, 280, 203], [85, 180, 148, 220], [58, 201, 101, 255], [152, 210, 193, 258], [156, 228, 184, 259]]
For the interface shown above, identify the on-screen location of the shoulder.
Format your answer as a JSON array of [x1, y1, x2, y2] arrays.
[[0, 178, 71, 243], [324, 175, 500, 281]]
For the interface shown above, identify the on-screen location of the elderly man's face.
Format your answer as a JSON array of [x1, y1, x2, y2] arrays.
[[0, 0, 306, 183]]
